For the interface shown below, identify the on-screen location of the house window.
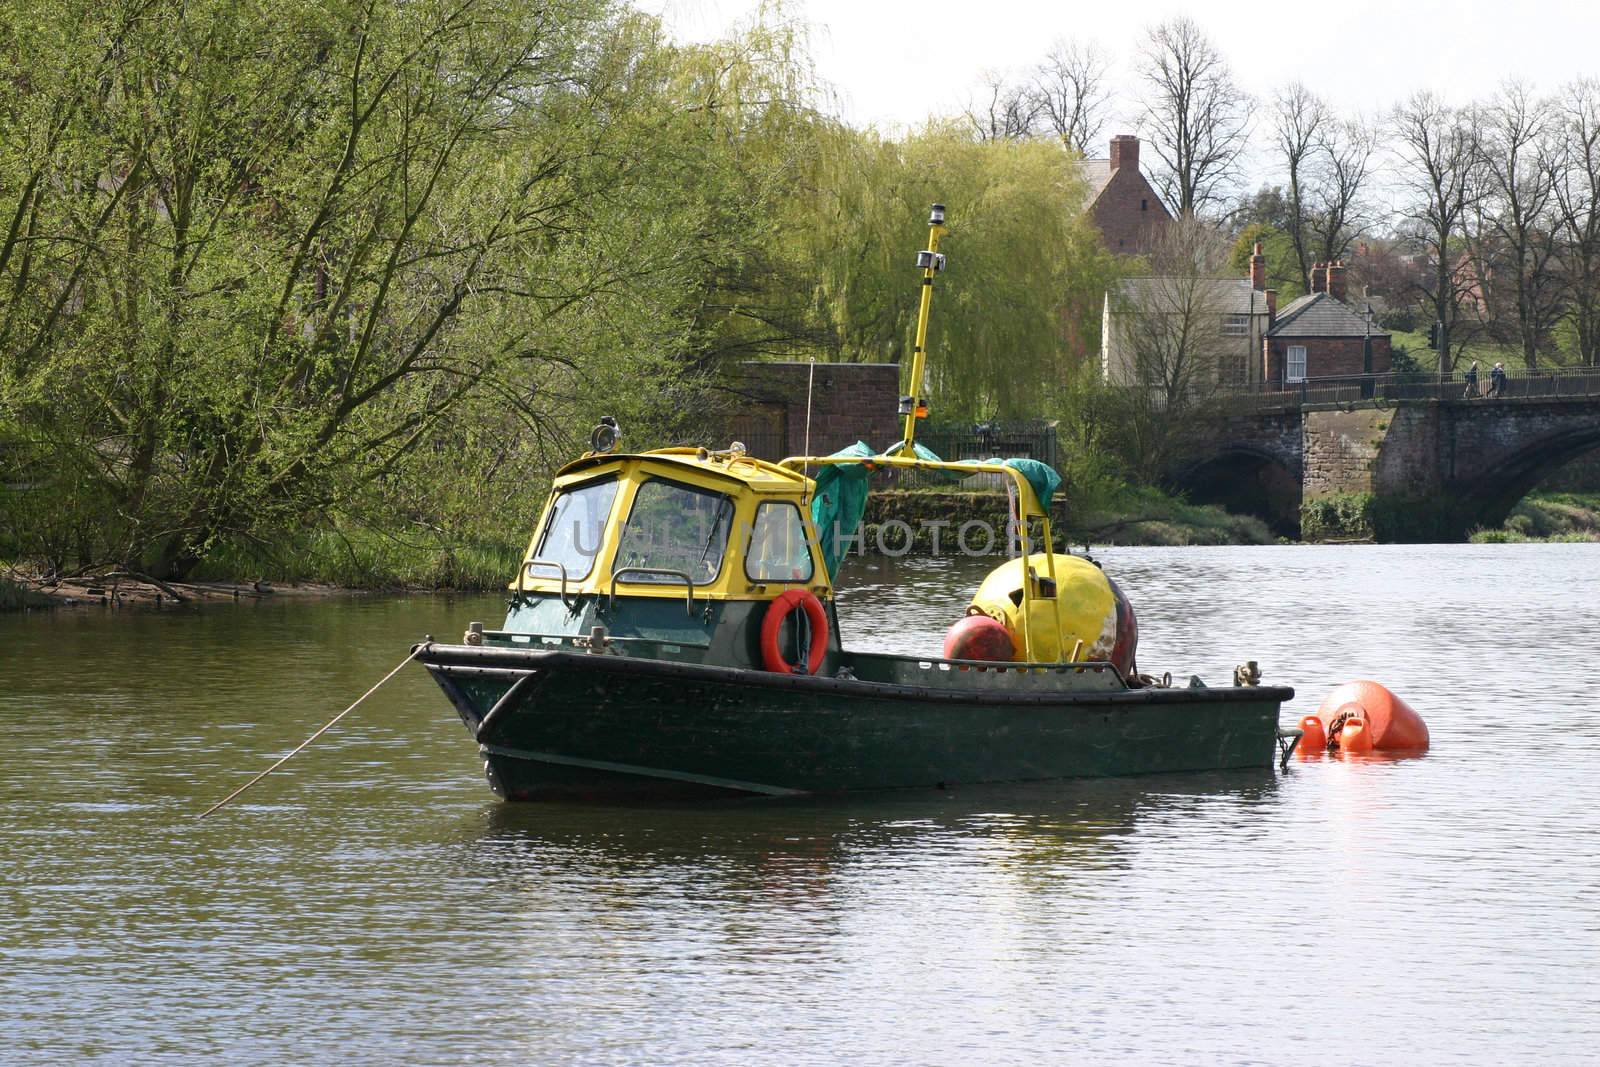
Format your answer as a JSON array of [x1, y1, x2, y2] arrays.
[[1221, 314, 1250, 336], [1287, 345, 1308, 383], [1140, 199, 1148, 211]]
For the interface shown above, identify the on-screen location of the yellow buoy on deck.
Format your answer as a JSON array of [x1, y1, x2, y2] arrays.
[[969, 553, 1137, 672]]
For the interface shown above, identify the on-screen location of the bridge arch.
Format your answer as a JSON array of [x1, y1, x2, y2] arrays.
[[1454, 424, 1600, 530], [1171, 444, 1302, 537]]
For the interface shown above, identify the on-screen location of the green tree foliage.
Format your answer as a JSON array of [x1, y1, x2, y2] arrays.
[[0, 0, 1126, 579], [803, 126, 1119, 420], [2, 0, 680, 575], [0, 0, 843, 576], [1228, 224, 1304, 300]]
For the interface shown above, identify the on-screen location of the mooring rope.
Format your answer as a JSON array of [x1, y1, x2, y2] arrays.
[[197, 646, 423, 819]]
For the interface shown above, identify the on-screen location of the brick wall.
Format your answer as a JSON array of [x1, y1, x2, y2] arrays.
[[725, 362, 902, 460], [1091, 167, 1170, 256], [1265, 336, 1392, 383]]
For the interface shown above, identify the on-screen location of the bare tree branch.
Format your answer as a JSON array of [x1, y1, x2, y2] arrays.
[[1391, 91, 1485, 371], [1555, 78, 1600, 366], [1472, 81, 1563, 369], [1269, 82, 1325, 291], [1034, 40, 1109, 154], [1136, 17, 1251, 217], [964, 70, 1043, 142]]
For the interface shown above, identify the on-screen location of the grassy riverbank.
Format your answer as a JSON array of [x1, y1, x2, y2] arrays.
[[1063, 485, 1275, 546], [862, 486, 1274, 552], [4, 485, 1272, 612], [17, 487, 1586, 613], [2, 526, 524, 610], [1469, 492, 1600, 543], [186, 528, 524, 591]]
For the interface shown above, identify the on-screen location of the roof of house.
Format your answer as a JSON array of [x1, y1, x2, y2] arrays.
[[1076, 158, 1117, 205], [1267, 292, 1389, 338], [1110, 277, 1272, 316]]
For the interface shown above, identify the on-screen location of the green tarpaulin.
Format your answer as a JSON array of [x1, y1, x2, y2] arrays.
[[941, 455, 1061, 512], [809, 441, 875, 580], [807, 442, 1062, 580], [1001, 457, 1061, 512]]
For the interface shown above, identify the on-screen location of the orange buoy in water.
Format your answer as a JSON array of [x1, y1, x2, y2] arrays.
[[1312, 681, 1429, 753], [1297, 715, 1327, 756], [1337, 707, 1374, 753], [943, 612, 1015, 662]]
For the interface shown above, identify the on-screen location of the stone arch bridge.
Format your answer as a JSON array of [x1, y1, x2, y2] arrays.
[[1172, 394, 1600, 539]]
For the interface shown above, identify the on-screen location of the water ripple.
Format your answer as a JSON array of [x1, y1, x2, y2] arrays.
[[2, 552, 1599, 1063]]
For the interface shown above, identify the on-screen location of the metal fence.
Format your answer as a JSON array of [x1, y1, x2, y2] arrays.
[[1217, 366, 1600, 411], [727, 430, 789, 462]]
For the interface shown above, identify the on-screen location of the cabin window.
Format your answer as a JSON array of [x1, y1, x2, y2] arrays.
[[1221, 313, 1250, 336], [615, 478, 733, 585], [1287, 344, 1308, 382], [745, 503, 814, 583], [533, 476, 618, 581], [1140, 199, 1148, 211]]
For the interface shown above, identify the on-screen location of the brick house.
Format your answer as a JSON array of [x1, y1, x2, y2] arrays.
[[1077, 135, 1172, 256], [1263, 261, 1391, 385]]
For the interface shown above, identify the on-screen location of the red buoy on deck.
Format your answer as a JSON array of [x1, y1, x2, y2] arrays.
[[943, 612, 1015, 662], [1312, 681, 1429, 753]]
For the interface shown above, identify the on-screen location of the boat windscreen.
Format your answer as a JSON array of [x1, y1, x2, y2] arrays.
[[533, 476, 619, 580], [615, 478, 733, 585]]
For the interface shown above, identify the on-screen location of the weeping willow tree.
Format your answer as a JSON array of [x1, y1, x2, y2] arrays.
[[800, 125, 1119, 420], [0, 0, 847, 577]]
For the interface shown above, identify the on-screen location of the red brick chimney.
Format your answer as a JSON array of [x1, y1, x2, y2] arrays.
[[1327, 260, 1347, 302], [1250, 242, 1266, 291], [1311, 262, 1327, 294], [1265, 287, 1278, 325], [1108, 135, 1139, 170]]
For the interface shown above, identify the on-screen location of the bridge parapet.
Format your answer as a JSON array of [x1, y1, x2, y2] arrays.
[[1174, 391, 1600, 540]]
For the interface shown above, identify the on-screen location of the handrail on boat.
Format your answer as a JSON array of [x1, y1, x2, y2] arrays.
[[776, 452, 1065, 662], [521, 558, 574, 609], [609, 567, 696, 617]]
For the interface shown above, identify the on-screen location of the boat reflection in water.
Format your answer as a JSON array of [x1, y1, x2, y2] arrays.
[[463, 771, 1285, 900]]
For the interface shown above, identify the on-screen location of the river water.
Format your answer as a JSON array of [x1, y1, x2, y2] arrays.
[[2, 544, 1597, 1064]]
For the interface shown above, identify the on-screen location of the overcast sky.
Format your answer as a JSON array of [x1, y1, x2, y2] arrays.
[[638, 0, 1600, 138]]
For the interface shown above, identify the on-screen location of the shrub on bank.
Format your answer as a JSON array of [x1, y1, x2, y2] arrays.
[[1301, 493, 1376, 541], [0, 575, 53, 612], [1468, 492, 1600, 543], [188, 528, 522, 590]]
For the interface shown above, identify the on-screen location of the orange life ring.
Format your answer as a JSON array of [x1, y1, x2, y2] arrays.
[[760, 589, 828, 675]]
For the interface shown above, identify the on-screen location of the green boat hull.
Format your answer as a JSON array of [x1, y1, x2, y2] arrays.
[[419, 644, 1294, 800]]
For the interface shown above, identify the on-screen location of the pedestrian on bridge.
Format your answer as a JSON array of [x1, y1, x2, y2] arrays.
[[1489, 362, 1507, 398], [1463, 361, 1480, 399]]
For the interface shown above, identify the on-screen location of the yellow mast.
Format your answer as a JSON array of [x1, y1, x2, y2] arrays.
[[784, 202, 1073, 664], [895, 204, 946, 457]]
